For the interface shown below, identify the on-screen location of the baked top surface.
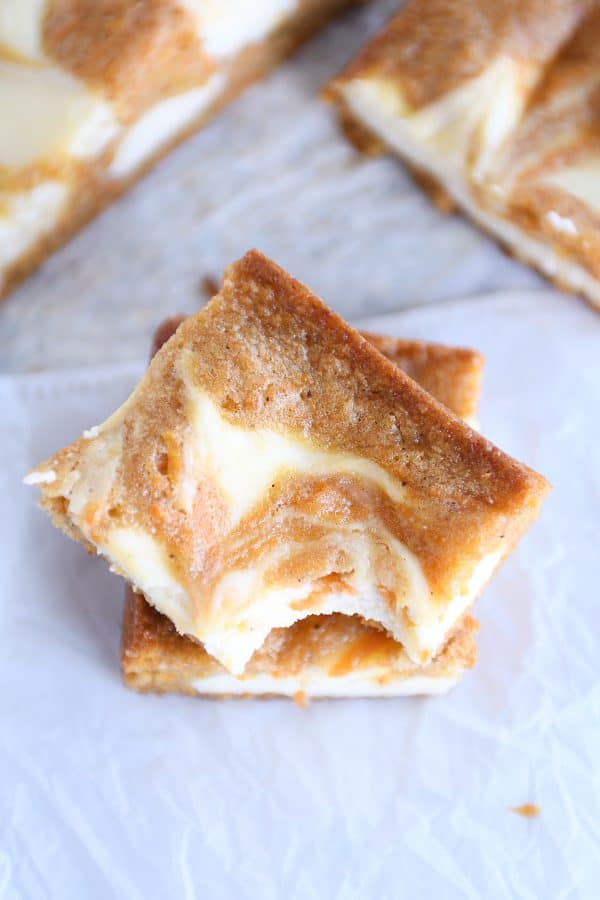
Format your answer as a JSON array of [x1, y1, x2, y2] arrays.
[[122, 312, 484, 694], [29, 251, 548, 672], [152, 316, 484, 424]]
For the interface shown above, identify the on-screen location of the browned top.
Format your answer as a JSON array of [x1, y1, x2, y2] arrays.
[[152, 317, 483, 421], [44, 0, 212, 119], [122, 586, 478, 681], [166, 249, 543, 503], [121, 312, 484, 688], [36, 250, 548, 605], [332, 0, 588, 111]]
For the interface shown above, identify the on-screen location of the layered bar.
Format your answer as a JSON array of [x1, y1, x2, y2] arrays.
[[152, 314, 484, 427], [27, 250, 548, 678], [327, 0, 600, 308], [0, 0, 365, 296], [122, 315, 483, 699]]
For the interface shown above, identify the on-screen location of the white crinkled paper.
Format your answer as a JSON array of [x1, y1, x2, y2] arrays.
[[1, 291, 599, 899]]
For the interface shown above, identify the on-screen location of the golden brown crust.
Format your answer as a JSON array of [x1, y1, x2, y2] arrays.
[[2, 0, 362, 299], [121, 586, 478, 693], [152, 316, 483, 422], [408, 166, 457, 214], [364, 333, 483, 422], [335, 105, 387, 156], [190, 250, 544, 511]]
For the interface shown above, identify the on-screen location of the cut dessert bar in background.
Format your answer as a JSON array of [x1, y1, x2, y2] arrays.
[[327, 0, 600, 309], [122, 313, 484, 699], [0, 0, 367, 297]]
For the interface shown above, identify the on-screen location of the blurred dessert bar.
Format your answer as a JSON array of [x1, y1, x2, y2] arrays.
[[327, 0, 600, 308], [0, 0, 366, 296]]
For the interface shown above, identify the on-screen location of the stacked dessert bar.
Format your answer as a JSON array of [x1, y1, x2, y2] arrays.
[[327, 0, 600, 308], [26, 251, 549, 700]]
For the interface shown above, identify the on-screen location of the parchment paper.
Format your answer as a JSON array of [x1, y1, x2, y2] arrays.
[[1, 289, 598, 899]]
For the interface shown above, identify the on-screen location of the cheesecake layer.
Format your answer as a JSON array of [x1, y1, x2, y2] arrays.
[[122, 587, 477, 699]]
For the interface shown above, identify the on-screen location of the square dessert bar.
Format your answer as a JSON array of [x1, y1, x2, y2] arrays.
[[28, 250, 548, 690]]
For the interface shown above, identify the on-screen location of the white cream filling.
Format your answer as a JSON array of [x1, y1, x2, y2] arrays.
[[181, 383, 412, 526], [0, 181, 68, 283], [0, 0, 47, 62], [99, 522, 429, 676], [178, 0, 295, 59], [0, 61, 119, 168], [190, 671, 458, 698], [197, 529, 429, 674], [109, 73, 225, 179], [545, 160, 600, 217], [340, 78, 600, 308], [546, 210, 578, 237], [101, 521, 494, 675]]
